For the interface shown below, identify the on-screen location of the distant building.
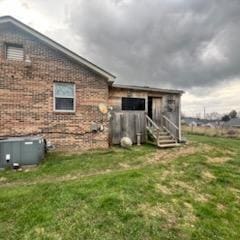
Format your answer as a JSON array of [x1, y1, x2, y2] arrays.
[[183, 117, 209, 126], [224, 118, 240, 128], [182, 117, 221, 128]]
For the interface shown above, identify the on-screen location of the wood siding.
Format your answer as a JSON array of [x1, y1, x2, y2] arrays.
[[109, 86, 182, 144], [110, 111, 145, 145]]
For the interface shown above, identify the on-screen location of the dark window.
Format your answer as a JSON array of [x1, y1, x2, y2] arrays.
[[55, 98, 74, 111], [122, 97, 145, 111]]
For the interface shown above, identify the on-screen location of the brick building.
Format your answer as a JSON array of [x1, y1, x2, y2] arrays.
[[0, 16, 183, 151]]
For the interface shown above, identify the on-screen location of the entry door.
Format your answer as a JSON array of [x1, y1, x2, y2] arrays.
[[152, 98, 162, 126]]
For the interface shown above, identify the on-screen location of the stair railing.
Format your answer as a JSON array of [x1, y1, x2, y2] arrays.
[[145, 114, 160, 140], [161, 115, 179, 141]]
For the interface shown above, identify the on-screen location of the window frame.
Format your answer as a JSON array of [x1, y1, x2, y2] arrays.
[[121, 97, 146, 111], [53, 82, 76, 113], [5, 43, 24, 61]]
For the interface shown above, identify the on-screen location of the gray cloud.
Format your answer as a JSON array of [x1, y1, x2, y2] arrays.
[[67, 0, 240, 90], [1, 0, 240, 115]]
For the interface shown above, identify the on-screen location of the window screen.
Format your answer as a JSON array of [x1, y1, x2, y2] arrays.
[[54, 83, 75, 111], [122, 97, 145, 111], [6, 45, 24, 61]]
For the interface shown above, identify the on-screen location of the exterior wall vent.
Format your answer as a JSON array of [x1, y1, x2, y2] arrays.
[[6, 45, 24, 61]]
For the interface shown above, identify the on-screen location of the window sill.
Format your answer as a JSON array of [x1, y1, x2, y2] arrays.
[[53, 111, 76, 115]]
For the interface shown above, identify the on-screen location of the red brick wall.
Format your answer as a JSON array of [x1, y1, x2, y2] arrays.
[[0, 23, 109, 151]]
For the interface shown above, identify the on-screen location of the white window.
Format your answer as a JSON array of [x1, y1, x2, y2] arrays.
[[54, 83, 75, 112], [6, 44, 24, 61]]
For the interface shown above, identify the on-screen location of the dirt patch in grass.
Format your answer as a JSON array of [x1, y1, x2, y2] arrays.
[[207, 156, 231, 164], [138, 201, 197, 229], [138, 203, 169, 217], [31, 227, 62, 240], [146, 146, 196, 164], [158, 169, 179, 181], [146, 143, 215, 165], [229, 187, 240, 200], [181, 202, 197, 228], [202, 170, 216, 181], [35, 227, 45, 236], [172, 180, 210, 203], [0, 177, 7, 183], [217, 203, 226, 212], [155, 183, 172, 195], [229, 187, 240, 194], [195, 193, 210, 203], [0, 168, 122, 188], [138, 202, 178, 228], [174, 180, 196, 192], [60, 174, 78, 181], [206, 148, 236, 164], [118, 163, 131, 168]]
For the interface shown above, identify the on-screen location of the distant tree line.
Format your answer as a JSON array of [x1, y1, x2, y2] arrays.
[[221, 110, 237, 122]]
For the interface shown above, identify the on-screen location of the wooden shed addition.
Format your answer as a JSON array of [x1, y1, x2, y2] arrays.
[[108, 84, 184, 148]]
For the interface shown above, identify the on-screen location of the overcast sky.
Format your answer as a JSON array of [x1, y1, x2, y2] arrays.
[[1, 0, 240, 117]]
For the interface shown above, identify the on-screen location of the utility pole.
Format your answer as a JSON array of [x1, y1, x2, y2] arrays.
[[203, 106, 206, 119]]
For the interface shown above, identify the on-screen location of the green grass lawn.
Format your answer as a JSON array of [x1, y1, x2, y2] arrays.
[[1, 135, 240, 239]]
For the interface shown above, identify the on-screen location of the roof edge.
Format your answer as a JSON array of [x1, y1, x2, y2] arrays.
[[112, 84, 184, 94], [0, 16, 116, 81]]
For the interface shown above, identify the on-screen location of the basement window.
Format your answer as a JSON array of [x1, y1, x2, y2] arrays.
[[122, 97, 145, 111], [6, 44, 24, 61], [54, 82, 75, 112]]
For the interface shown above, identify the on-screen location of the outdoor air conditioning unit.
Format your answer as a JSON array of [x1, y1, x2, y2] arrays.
[[0, 136, 45, 169]]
